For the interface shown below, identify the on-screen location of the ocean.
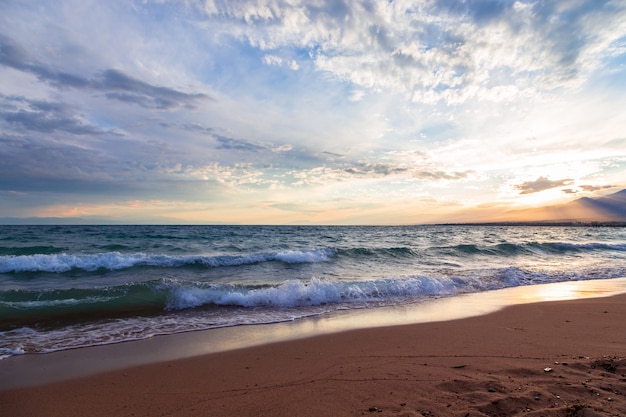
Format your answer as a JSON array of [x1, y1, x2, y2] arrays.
[[1, 224, 626, 360]]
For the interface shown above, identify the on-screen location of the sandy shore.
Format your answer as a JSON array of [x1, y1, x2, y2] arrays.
[[2, 289, 626, 416]]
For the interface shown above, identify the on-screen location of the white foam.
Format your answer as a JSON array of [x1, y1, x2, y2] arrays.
[[0, 249, 335, 273], [4, 275, 626, 360], [0, 329, 29, 360], [163, 267, 612, 311], [165, 276, 463, 310], [1, 296, 114, 309], [0, 346, 25, 360]]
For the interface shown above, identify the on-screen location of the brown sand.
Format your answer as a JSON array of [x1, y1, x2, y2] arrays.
[[2, 294, 626, 417]]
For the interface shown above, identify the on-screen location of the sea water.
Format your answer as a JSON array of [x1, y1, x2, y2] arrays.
[[1, 225, 625, 359]]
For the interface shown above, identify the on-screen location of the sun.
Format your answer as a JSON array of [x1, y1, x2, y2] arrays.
[[515, 188, 573, 208]]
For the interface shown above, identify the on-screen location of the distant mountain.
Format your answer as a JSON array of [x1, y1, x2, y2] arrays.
[[573, 189, 626, 219], [440, 189, 626, 225], [494, 189, 626, 224]]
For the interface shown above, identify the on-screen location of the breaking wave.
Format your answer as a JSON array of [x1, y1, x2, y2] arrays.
[[0, 249, 335, 273]]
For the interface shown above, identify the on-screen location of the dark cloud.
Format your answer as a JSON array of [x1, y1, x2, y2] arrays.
[[2, 110, 104, 135], [339, 161, 471, 181], [99, 69, 207, 110], [322, 151, 344, 158], [0, 35, 208, 110], [178, 123, 217, 135], [579, 184, 617, 192], [0, 133, 209, 199], [0, 34, 30, 68], [159, 122, 222, 138], [160, 122, 301, 162], [514, 176, 574, 194], [215, 135, 267, 152], [0, 34, 90, 89], [343, 162, 408, 176], [0, 134, 118, 194], [0, 95, 106, 135]]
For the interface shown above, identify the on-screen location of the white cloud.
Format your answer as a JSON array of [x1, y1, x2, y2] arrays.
[[348, 89, 365, 102], [1, 0, 626, 223], [188, 0, 626, 105], [262, 54, 299, 70], [262, 54, 283, 66]]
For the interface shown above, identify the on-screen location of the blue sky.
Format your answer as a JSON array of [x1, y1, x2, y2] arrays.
[[1, 0, 625, 224]]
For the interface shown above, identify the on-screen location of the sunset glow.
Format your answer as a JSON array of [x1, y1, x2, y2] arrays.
[[1, 1, 625, 224]]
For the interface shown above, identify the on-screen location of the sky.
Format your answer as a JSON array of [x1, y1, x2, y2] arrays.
[[1, 0, 625, 225]]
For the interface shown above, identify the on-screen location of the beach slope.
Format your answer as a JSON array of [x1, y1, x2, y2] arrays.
[[2, 293, 626, 417]]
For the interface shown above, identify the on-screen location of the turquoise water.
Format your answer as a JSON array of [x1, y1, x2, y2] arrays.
[[1, 225, 626, 358]]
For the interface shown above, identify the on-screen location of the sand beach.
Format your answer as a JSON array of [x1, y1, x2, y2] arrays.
[[2, 281, 626, 417]]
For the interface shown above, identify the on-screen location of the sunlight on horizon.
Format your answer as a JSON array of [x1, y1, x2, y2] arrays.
[[0, 1, 624, 224]]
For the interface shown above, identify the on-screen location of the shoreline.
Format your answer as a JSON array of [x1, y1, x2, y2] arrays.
[[2, 280, 626, 416], [1, 278, 626, 391], [3, 282, 626, 416]]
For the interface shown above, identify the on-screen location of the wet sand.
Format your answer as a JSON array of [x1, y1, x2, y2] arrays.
[[2, 283, 626, 416]]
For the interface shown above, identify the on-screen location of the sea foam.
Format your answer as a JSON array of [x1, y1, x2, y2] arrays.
[[0, 249, 334, 273], [164, 276, 465, 310]]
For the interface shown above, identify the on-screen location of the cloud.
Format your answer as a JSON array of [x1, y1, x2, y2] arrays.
[[100, 69, 207, 109], [0, 133, 118, 193], [160, 122, 217, 135], [211, 133, 295, 155], [0, 130, 240, 202], [560, 184, 618, 195], [0, 1, 625, 223], [0, 35, 208, 110], [174, 162, 270, 188], [286, 158, 472, 186], [0, 95, 106, 135], [412, 170, 473, 181], [0, 34, 89, 88], [215, 135, 267, 152], [192, 0, 626, 104], [262, 54, 283, 66], [262, 53, 299, 70], [514, 177, 574, 194], [2, 109, 102, 135], [579, 184, 617, 192], [343, 162, 409, 177], [348, 90, 366, 102]]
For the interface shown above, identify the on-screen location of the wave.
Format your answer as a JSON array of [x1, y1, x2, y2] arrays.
[[0, 245, 67, 256], [188, 266, 624, 311], [0, 284, 168, 328], [0, 275, 475, 328], [336, 247, 417, 258], [2, 268, 625, 358], [0, 277, 452, 327], [442, 241, 626, 257], [548, 242, 626, 252], [0, 345, 25, 360], [2, 240, 625, 274], [164, 276, 457, 310], [0, 249, 335, 273], [4, 265, 621, 329]]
